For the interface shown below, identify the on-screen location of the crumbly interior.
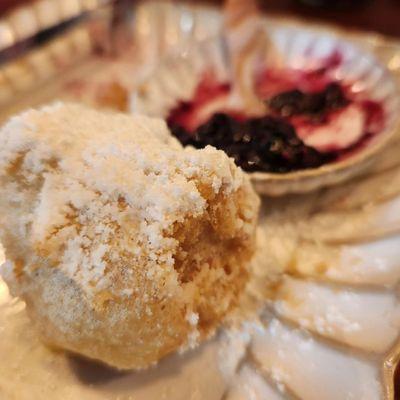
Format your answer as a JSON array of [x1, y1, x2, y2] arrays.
[[0, 103, 259, 369]]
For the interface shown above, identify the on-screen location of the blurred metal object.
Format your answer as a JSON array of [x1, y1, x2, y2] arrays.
[[0, 0, 112, 58]]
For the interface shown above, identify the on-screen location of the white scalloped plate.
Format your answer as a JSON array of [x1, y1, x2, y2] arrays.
[[132, 12, 400, 196]]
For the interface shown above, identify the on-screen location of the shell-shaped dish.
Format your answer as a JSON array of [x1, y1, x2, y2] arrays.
[[132, 26, 400, 196]]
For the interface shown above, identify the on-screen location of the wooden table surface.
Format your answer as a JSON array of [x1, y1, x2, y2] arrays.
[[2, 0, 400, 38]]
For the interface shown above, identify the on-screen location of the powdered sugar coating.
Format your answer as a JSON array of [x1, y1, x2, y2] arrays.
[[0, 103, 259, 369]]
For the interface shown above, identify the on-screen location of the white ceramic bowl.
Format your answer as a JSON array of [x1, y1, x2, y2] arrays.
[[132, 27, 400, 196]]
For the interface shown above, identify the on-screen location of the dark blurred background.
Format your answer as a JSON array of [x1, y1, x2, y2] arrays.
[[207, 0, 400, 37], [3, 0, 400, 37]]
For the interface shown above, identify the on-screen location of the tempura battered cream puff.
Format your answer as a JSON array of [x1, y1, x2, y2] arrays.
[[0, 103, 259, 370]]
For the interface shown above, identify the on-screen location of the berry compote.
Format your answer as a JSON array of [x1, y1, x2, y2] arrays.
[[167, 67, 384, 174]]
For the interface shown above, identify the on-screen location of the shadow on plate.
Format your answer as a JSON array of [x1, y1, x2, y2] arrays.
[[67, 338, 213, 389]]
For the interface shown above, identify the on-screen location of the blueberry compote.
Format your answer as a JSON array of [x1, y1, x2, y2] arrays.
[[268, 83, 349, 119], [167, 70, 384, 174], [170, 113, 335, 173]]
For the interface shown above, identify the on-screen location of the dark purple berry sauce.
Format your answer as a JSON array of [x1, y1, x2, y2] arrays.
[[169, 113, 335, 173], [166, 69, 384, 174], [269, 83, 349, 119]]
